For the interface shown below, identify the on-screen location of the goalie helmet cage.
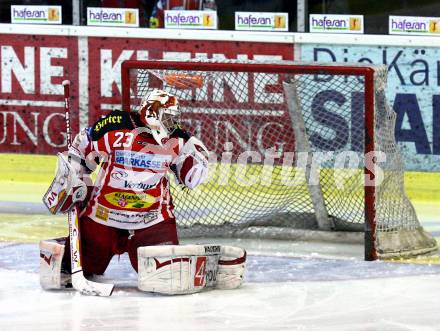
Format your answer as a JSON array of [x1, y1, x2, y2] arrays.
[[121, 59, 437, 261]]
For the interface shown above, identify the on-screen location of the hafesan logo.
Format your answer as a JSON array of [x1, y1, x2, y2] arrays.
[[125, 10, 136, 24], [309, 14, 364, 34], [87, 7, 139, 27], [48, 8, 59, 21], [203, 13, 214, 27], [429, 20, 440, 33], [349, 17, 361, 30], [235, 12, 289, 31], [104, 192, 155, 209], [274, 15, 286, 29], [10, 5, 62, 24], [164, 10, 217, 29]]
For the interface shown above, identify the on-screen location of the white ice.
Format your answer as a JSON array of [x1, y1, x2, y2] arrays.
[[2, 239, 440, 331]]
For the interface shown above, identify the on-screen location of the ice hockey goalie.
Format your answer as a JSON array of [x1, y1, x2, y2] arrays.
[[40, 89, 246, 294]]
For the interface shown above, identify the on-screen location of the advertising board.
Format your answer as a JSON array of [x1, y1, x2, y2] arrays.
[[0, 34, 79, 154], [87, 7, 139, 27], [0, 27, 293, 156], [235, 12, 288, 32], [389, 16, 440, 36], [300, 43, 440, 170], [164, 10, 217, 29], [11, 5, 62, 25], [309, 14, 363, 34]]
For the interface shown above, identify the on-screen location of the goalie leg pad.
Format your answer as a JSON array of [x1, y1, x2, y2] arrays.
[[216, 246, 247, 290], [137, 245, 220, 295], [39, 238, 71, 290]]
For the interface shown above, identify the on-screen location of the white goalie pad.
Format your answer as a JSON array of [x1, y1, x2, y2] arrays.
[[42, 153, 87, 214], [138, 244, 246, 295], [39, 238, 71, 290], [216, 246, 247, 290]]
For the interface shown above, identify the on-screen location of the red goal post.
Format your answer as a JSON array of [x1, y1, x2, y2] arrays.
[[120, 59, 437, 261]]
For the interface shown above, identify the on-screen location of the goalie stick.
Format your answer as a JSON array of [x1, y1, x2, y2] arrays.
[[62, 80, 114, 296]]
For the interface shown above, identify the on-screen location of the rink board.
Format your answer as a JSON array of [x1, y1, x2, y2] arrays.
[[0, 153, 439, 259]]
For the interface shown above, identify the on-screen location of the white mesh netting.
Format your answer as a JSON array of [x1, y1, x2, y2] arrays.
[[124, 59, 436, 259]]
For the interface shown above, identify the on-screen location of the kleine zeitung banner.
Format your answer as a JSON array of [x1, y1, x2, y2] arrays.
[[0, 29, 292, 155]]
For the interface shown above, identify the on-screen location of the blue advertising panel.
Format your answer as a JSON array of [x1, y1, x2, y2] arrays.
[[300, 44, 440, 171]]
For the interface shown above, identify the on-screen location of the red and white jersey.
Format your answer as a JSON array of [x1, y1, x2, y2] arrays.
[[69, 110, 206, 230]]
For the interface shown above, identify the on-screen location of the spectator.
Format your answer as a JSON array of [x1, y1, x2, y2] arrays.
[[149, 0, 217, 28]]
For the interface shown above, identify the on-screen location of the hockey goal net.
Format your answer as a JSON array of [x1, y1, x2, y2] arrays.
[[121, 59, 437, 261]]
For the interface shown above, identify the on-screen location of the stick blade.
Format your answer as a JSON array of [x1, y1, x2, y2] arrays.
[[72, 272, 114, 297]]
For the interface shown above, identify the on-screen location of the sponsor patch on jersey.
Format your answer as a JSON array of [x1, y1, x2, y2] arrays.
[[109, 169, 162, 190], [94, 115, 123, 133], [96, 205, 109, 221], [115, 150, 172, 170], [123, 181, 156, 190], [110, 169, 129, 181], [107, 209, 159, 224], [104, 191, 156, 209]]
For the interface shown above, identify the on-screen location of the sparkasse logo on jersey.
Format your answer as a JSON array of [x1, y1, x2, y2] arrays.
[[11, 5, 62, 24], [115, 150, 172, 170]]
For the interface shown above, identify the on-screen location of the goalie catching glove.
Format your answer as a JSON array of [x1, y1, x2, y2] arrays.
[[42, 153, 87, 214], [138, 244, 246, 295], [172, 136, 209, 189]]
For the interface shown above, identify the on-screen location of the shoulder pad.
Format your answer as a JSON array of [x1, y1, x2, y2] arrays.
[[171, 125, 192, 140], [90, 111, 134, 141]]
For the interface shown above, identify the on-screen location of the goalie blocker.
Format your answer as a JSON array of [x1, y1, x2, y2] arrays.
[[138, 244, 246, 295]]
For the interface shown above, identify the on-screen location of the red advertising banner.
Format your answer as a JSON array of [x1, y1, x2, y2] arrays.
[[88, 38, 294, 157], [0, 32, 293, 155], [88, 38, 294, 123], [0, 34, 79, 154]]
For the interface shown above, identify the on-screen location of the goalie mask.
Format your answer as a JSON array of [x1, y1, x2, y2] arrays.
[[139, 89, 181, 145]]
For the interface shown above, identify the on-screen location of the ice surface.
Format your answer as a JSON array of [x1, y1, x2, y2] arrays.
[[2, 241, 440, 330]]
